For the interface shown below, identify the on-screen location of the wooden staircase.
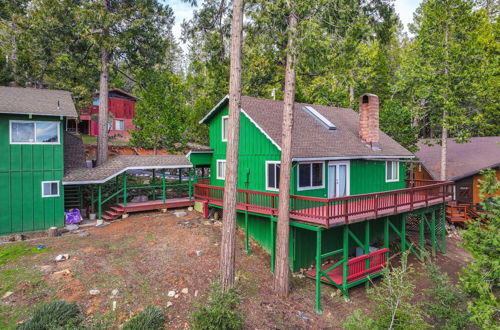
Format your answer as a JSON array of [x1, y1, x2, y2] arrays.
[[446, 203, 480, 226], [102, 205, 126, 221]]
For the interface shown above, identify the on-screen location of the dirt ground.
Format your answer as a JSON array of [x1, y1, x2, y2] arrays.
[[0, 209, 471, 329]]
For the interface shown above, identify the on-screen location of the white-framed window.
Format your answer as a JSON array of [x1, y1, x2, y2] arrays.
[[115, 119, 124, 131], [221, 115, 229, 141], [42, 181, 59, 197], [216, 160, 226, 180], [10, 120, 60, 144], [266, 161, 280, 191], [386, 161, 400, 182], [298, 162, 324, 190]]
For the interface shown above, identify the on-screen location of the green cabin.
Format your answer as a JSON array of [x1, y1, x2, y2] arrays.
[[0, 87, 77, 235], [192, 94, 452, 312]]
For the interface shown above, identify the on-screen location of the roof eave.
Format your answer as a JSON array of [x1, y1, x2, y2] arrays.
[[199, 95, 229, 124], [292, 155, 415, 162]]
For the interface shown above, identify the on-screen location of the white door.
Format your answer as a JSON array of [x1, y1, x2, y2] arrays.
[[328, 162, 349, 198]]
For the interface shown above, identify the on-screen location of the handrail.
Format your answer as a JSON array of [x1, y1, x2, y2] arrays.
[[194, 180, 454, 227]]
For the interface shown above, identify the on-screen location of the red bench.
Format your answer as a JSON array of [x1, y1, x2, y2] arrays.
[[306, 248, 390, 285]]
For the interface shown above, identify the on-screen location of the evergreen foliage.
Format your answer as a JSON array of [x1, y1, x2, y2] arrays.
[[191, 283, 244, 330], [122, 305, 166, 330], [344, 252, 429, 330], [460, 169, 500, 329], [17, 300, 81, 330]]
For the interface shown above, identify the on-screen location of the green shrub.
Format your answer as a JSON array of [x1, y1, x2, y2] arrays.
[[344, 252, 429, 330], [423, 251, 472, 329], [191, 283, 244, 330], [122, 306, 165, 330], [17, 300, 81, 330]]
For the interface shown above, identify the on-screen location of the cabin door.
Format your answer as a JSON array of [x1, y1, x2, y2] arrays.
[[328, 161, 350, 198]]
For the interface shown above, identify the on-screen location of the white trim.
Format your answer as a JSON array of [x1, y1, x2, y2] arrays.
[[385, 161, 400, 182], [62, 165, 193, 185], [186, 150, 213, 159], [9, 120, 60, 145], [115, 119, 124, 131], [328, 161, 350, 198], [216, 160, 226, 180], [297, 162, 325, 191], [303, 106, 336, 130], [240, 109, 281, 151], [265, 161, 280, 191], [221, 115, 229, 142], [199, 95, 229, 124], [41, 180, 60, 197], [293, 155, 414, 162]]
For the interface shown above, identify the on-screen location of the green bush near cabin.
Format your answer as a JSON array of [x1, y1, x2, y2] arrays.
[[191, 283, 244, 330], [17, 300, 81, 330], [122, 305, 166, 330]]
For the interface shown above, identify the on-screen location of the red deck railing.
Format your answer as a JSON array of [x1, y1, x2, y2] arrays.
[[194, 179, 454, 227]]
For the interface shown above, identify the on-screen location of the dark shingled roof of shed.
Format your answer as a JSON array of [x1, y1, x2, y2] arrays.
[[0, 86, 77, 117], [415, 137, 500, 181], [63, 155, 192, 184], [202, 96, 414, 159]]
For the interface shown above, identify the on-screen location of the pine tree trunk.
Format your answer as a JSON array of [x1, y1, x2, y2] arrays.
[[96, 0, 110, 166], [440, 113, 447, 181], [96, 47, 109, 166], [220, 0, 244, 291], [11, 19, 17, 82], [273, 10, 297, 297]]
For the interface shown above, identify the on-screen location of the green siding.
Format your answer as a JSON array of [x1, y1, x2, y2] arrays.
[[0, 114, 65, 235], [350, 160, 406, 195], [188, 152, 212, 167]]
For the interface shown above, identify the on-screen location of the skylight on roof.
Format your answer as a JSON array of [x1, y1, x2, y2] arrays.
[[303, 106, 336, 130]]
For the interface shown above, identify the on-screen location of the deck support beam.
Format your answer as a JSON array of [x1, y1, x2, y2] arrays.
[[245, 211, 251, 254], [365, 220, 370, 289], [270, 216, 276, 274], [342, 225, 349, 301], [315, 228, 323, 314], [98, 184, 102, 220], [431, 209, 436, 256], [123, 172, 127, 207], [162, 170, 166, 203], [420, 211, 425, 250], [440, 204, 447, 253], [152, 170, 156, 200]]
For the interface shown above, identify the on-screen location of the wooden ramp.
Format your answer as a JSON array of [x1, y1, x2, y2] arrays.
[[102, 198, 194, 220]]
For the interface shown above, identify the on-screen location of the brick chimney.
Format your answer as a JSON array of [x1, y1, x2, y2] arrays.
[[359, 93, 380, 149]]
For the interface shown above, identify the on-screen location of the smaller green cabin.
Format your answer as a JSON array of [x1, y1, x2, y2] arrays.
[[0, 87, 77, 235]]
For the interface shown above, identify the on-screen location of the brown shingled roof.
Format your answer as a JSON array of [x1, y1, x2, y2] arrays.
[[416, 137, 500, 181], [63, 155, 192, 184], [202, 96, 414, 159], [0, 86, 77, 117]]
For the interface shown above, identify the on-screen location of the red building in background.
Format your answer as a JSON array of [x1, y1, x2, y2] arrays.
[[68, 88, 138, 141]]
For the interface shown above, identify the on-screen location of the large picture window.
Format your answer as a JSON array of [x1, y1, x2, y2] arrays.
[[216, 160, 226, 180], [42, 181, 59, 197], [298, 162, 324, 190], [222, 115, 228, 141], [266, 161, 280, 191], [386, 161, 399, 182], [10, 121, 60, 144]]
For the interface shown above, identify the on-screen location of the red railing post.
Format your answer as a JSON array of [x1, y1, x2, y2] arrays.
[[410, 186, 414, 211], [374, 194, 378, 218], [394, 193, 397, 213], [344, 200, 349, 224], [425, 188, 428, 207]]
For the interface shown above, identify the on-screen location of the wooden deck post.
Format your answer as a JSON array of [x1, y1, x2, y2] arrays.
[[98, 184, 102, 220], [384, 217, 389, 261], [162, 169, 166, 203], [431, 209, 436, 257], [315, 228, 322, 314], [270, 216, 276, 274], [188, 169, 193, 201], [440, 204, 447, 253], [123, 172, 127, 207], [365, 220, 370, 289], [90, 185, 95, 214], [401, 214, 406, 253], [245, 211, 251, 254], [152, 169, 157, 200], [420, 211, 425, 250], [342, 225, 349, 301]]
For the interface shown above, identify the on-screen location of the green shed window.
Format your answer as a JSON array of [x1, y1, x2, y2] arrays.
[[386, 161, 399, 182], [266, 161, 280, 191], [42, 181, 59, 197], [10, 120, 59, 144], [216, 160, 226, 180], [222, 116, 229, 141], [298, 162, 324, 190]]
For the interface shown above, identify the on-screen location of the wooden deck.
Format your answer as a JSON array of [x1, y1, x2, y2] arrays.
[[194, 180, 454, 228], [118, 198, 194, 212]]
